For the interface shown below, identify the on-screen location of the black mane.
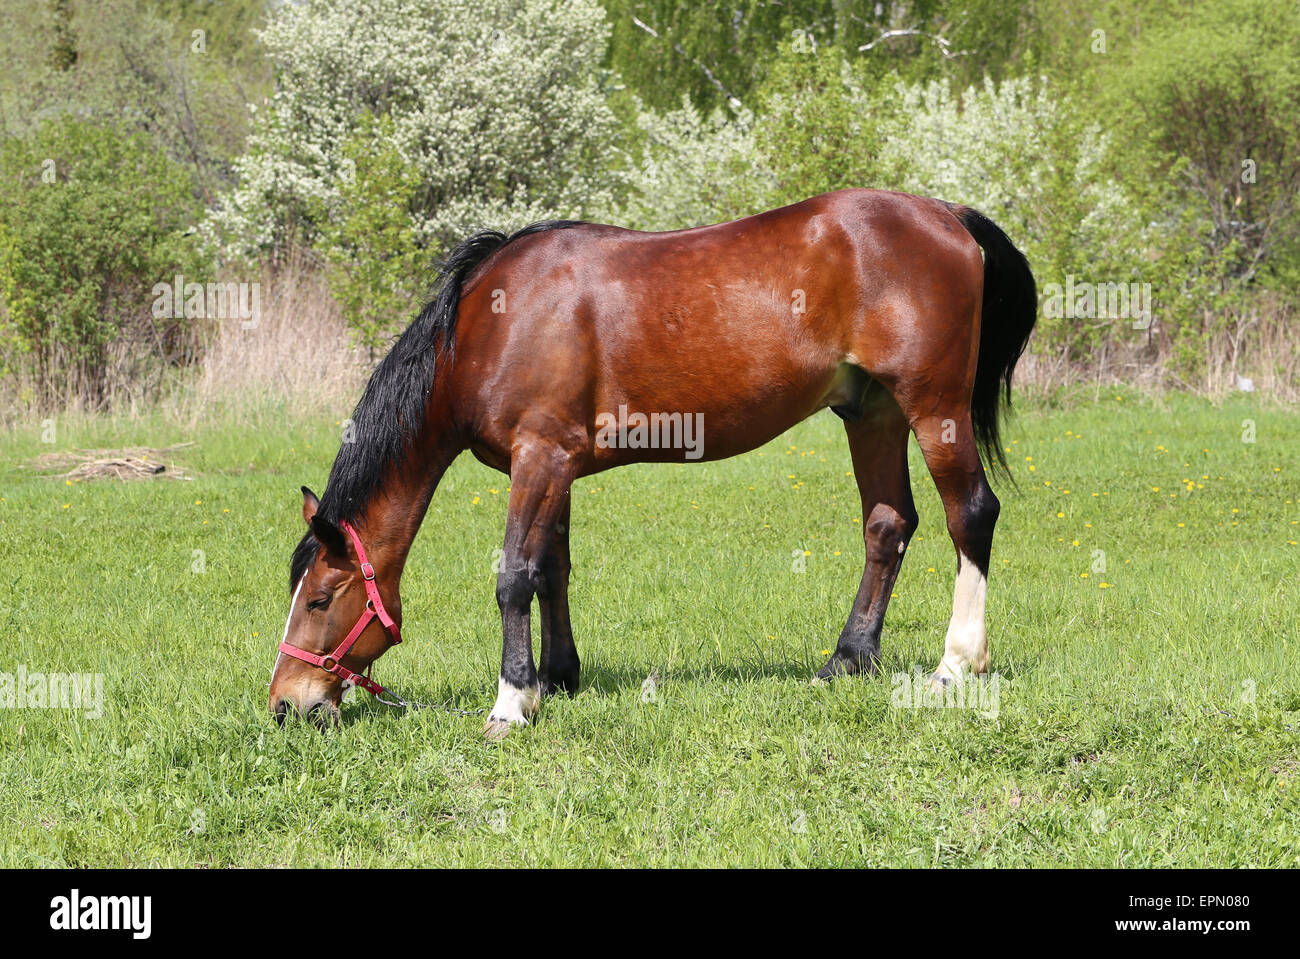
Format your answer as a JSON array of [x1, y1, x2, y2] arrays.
[[289, 219, 585, 591]]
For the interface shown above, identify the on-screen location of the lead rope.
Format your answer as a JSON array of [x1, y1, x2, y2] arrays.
[[366, 663, 486, 716]]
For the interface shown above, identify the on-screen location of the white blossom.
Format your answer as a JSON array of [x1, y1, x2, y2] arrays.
[[207, 0, 627, 256]]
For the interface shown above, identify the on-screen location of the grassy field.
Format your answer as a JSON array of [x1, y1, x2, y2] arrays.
[[0, 392, 1297, 867]]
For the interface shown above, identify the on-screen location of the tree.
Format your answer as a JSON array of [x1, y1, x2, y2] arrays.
[[209, 0, 629, 261], [317, 113, 430, 353], [0, 1, 272, 199], [603, 0, 1037, 114], [0, 116, 204, 408], [1112, 0, 1300, 291]]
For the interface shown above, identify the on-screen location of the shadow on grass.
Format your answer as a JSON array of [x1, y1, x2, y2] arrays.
[[268, 645, 1043, 729]]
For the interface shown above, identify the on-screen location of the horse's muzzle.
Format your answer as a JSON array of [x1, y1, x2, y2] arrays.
[[271, 695, 340, 729]]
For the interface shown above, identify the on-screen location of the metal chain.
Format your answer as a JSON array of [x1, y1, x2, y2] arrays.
[[373, 687, 486, 716], [364, 665, 486, 716]]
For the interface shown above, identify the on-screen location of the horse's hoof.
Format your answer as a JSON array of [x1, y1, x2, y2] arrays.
[[483, 718, 517, 741], [816, 650, 877, 683], [926, 670, 954, 692], [483, 681, 540, 740], [539, 674, 579, 698], [815, 655, 848, 682]]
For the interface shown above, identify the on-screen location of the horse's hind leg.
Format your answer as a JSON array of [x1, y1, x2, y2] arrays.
[[816, 399, 917, 680], [911, 413, 1000, 685], [487, 441, 579, 739], [539, 499, 580, 697]]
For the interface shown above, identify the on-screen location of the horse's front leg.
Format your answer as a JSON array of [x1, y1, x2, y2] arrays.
[[539, 499, 580, 697], [486, 442, 578, 740]]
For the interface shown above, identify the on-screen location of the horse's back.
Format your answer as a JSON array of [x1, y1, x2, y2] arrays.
[[451, 190, 985, 469]]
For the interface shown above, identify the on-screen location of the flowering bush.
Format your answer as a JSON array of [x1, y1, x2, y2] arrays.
[[208, 0, 628, 259], [615, 97, 767, 232]]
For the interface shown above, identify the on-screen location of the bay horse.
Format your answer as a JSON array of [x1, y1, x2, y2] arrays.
[[271, 189, 1037, 738]]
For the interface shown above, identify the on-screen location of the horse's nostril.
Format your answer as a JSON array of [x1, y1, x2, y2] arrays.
[[272, 698, 290, 726], [307, 700, 339, 730]]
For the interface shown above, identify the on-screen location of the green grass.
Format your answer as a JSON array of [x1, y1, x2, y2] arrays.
[[0, 392, 1297, 866]]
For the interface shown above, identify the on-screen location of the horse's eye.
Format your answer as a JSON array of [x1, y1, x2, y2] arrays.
[[307, 594, 331, 611]]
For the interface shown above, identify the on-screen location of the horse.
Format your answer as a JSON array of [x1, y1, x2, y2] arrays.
[[270, 188, 1037, 738]]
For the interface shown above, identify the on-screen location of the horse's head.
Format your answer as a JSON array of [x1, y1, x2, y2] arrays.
[[269, 487, 402, 726]]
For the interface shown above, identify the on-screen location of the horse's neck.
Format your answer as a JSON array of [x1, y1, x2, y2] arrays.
[[354, 419, 463, 580]]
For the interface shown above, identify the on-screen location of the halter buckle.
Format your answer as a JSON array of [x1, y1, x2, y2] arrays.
[[360, 562, 375, 581], [321, 656, 338, 673]]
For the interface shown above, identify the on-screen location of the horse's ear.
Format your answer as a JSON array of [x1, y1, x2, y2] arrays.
[[310, 515, 349, 558], [301, 486, 320, 525]]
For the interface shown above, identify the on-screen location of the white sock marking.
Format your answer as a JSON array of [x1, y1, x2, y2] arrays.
[[936, 552, 988, 680], [488, 677, 540, 726]]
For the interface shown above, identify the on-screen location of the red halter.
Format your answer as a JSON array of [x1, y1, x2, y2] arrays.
[[277, 519, 401, 697]]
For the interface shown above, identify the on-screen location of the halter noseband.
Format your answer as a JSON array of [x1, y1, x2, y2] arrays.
[[277, 519, 401, 697]]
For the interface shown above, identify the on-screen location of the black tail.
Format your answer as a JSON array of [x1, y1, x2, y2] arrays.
[[947, 204, 1037, 482]]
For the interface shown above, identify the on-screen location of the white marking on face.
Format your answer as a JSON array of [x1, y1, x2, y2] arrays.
[[487, 677, 540, 727], [271, 575, 307, 684], [935, 552, 989, 681]]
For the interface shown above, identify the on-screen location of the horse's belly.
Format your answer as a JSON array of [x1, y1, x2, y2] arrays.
[[587, 354, 841, 468]]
